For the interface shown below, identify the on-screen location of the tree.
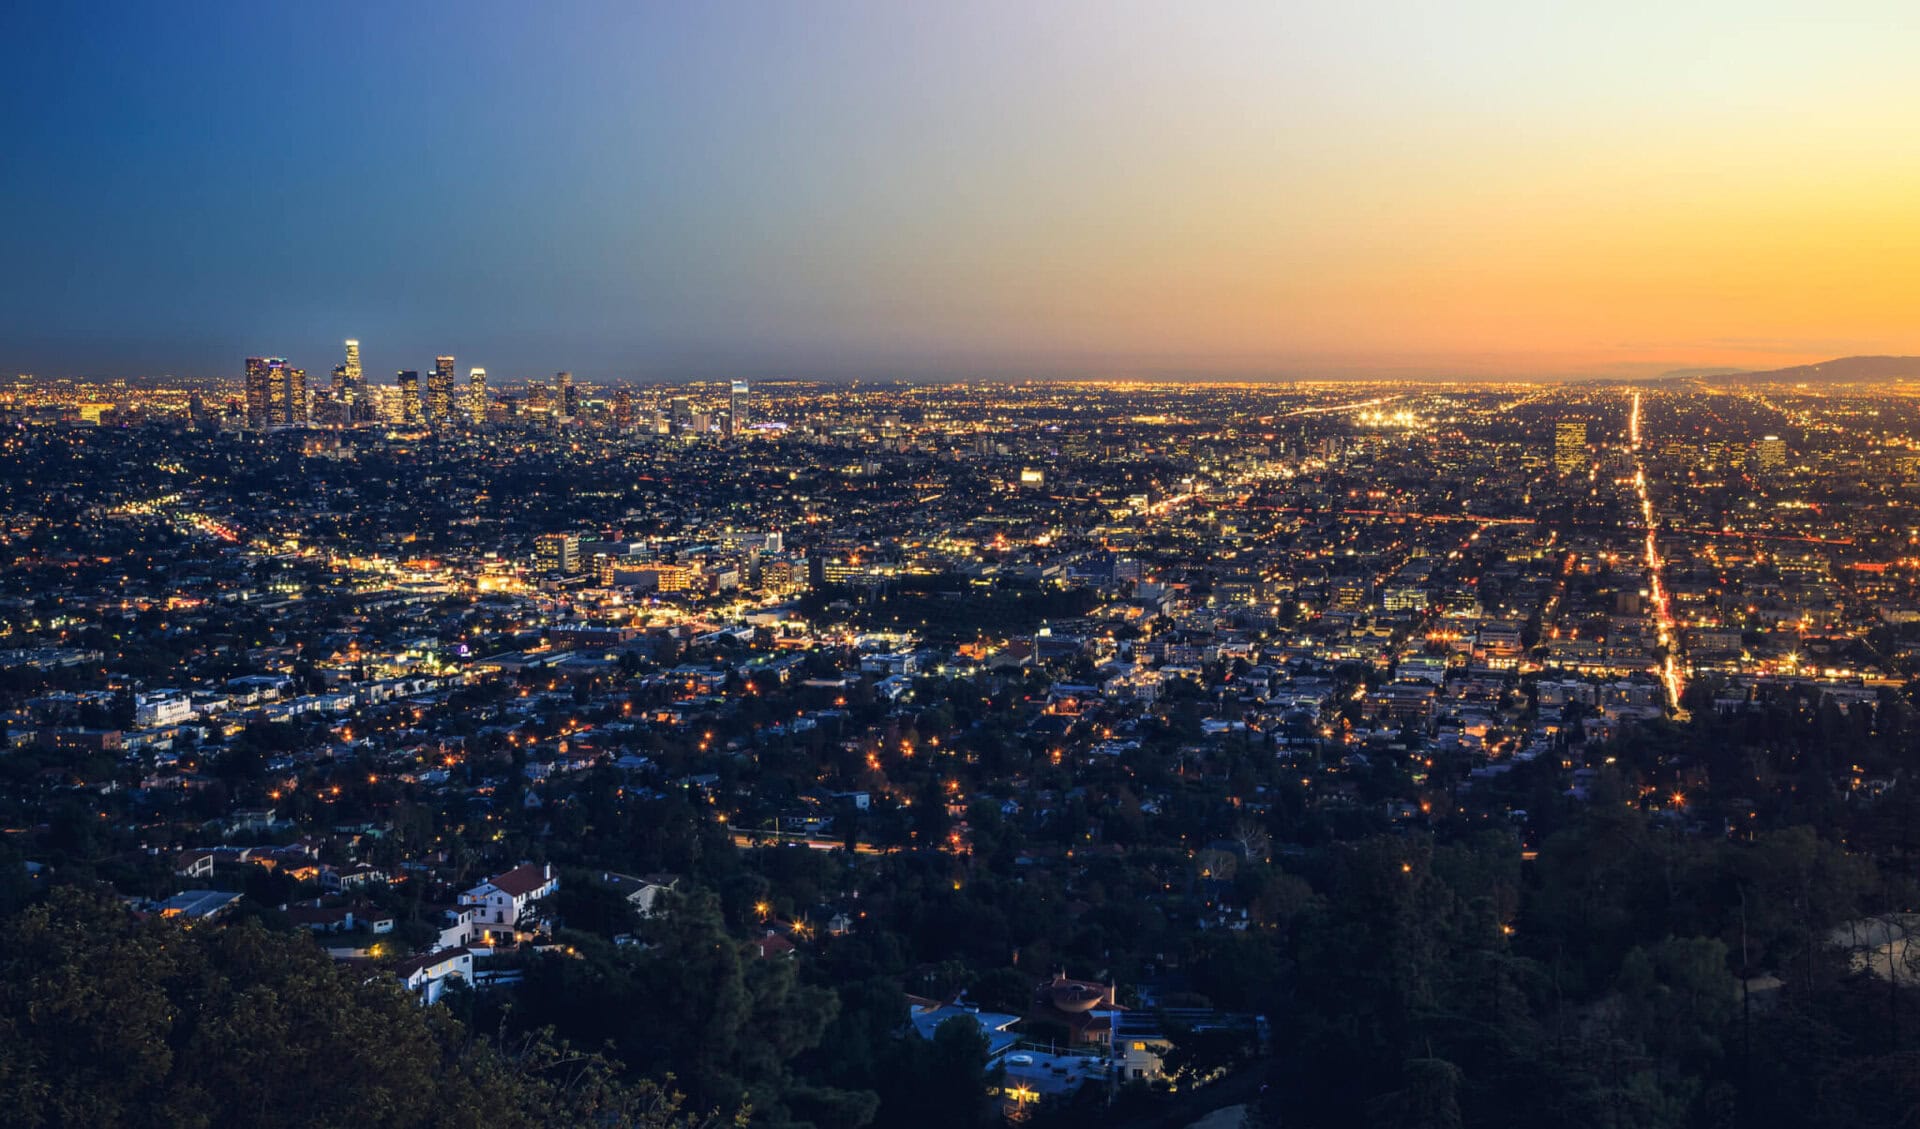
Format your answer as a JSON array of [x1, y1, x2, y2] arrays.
[[509, 890, 858, 1126], [1365, 1057, 1463, 1129], [1616, 936, 1736, 1074], [1159, 1023, 1257, 1087], [0, 885, 723, 1129], [875, 1016, 998, 1129]]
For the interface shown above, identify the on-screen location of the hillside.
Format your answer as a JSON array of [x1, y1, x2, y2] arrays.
[[1719, 355, 1920, 382]]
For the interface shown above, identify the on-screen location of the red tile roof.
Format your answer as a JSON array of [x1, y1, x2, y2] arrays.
[[752, 931, 796, 959], [487, 863, 554, 898]]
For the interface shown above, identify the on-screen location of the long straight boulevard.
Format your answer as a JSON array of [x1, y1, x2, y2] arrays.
[[1627, 391, 1687, 715]]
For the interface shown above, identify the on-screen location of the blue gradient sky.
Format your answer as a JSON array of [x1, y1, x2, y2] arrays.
[[5, 1, 1918, 381]]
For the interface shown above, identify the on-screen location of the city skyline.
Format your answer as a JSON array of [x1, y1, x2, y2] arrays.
[[8, 2, 1920, 382], [13, 5, 1920, 1126]]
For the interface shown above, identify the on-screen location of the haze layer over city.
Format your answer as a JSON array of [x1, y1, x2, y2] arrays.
[[6, 4, 1920, 1129]]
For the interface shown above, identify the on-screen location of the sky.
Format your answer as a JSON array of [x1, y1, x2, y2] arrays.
[[4, 1, 1919, 383]]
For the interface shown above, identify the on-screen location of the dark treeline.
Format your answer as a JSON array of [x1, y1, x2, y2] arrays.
[[0, 884, 734, 1129]]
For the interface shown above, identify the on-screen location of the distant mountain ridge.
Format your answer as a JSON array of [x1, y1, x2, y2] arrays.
[[1656, 366, 1744, 380], [1713, 355, 1920, 383]]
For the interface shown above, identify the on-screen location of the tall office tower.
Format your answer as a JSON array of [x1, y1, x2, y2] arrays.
[[245, 357, 305, 428], [1554, 421, 1588, 475], [527, 380, 551, 415], [613, 386, 635, 431], [670, 395, 692, 431], [534, 532, 580, 575], [330, 339, 363, 415], [1755, 434, 1787, 472], [244, 357, 272, 429], [289, 365, 308, 425], [468, 368, 487, 422], [427, 355, 456, 424], [396, 371, 422, 425], [557, 372, 577, 419], [274, 363, 306, 427], [730, 380, 749, 434]]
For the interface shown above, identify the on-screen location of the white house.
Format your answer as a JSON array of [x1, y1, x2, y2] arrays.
[[395, 946, 473, 1005], [431, 904, 478, 951], [459, 862, 559, 942], [174, 850, 215, 879], [597, 871, 679, 918], [135, 690, 195, 728]]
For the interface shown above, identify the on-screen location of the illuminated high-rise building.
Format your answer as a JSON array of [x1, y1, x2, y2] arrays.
[[535, 532, 580, 575], [396, 371, 422, 425], [613, 386, 635, 431], [245, 357, 272, 429], [730, 380, 749, 435], [1755, 434, 1786, 472], [276, 368, 303, 426], [427, 355, 456, 424], [287, 365, 307, 426], [328, 339, 362, 415], [245, 357, 305, 429], [557, 372, 577, 419], [1554, 421, 1587, 475], [670, 395, 692, 431], [468, 368, 487, 422]]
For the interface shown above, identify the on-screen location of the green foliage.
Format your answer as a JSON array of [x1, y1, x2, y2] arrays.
[[1229, 799, 1920, 1129], [1365, 1057, 1463, 1129], [506, 891, 867, 1127], [870, 1016, 998, 1129], [0, 885, 720, 1129], [1159, 1023, 1258, 1087]]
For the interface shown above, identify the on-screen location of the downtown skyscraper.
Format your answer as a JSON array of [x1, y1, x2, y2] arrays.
[[428, 355, 456, 425], [330, 339, 367, 423], [1554, 421, 1587, 476], [334, 339, 362, 397], [244, 357, 270, 429], [396, 371, 422, 425], [468, 367, 487, 423], [244, 357, 306, 429]]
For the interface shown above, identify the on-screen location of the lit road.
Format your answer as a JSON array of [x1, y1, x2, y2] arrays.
[[1146, 491, 1197, 516], [1279, 395, 1399, 418], [730, 830, 889, 855], [1627, 392, 1686, 715], [1228, 502, 1847, 545]]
